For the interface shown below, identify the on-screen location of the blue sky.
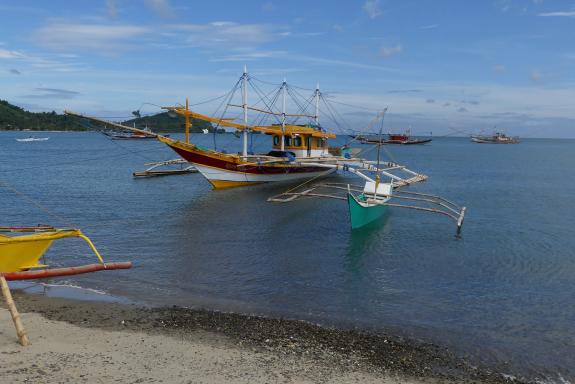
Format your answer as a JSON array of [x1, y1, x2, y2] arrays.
[[1, 0, 574, 137]]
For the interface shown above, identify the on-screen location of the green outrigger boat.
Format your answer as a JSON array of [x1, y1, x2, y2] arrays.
[[269, 109, 466, 233], [348, 193, 388, 229], [270, 164, 465, 233], [347, 178, 391, 229]]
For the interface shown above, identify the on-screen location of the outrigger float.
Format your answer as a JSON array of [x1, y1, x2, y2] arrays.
[[133, 158, 198, 178], [0, 225, 132, 345], [65, 68, 465, 232]]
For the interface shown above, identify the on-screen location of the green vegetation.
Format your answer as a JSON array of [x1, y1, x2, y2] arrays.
[[122, 112, 219, 133], [0, 99, 220, 133], [0, 100, 86, 131]]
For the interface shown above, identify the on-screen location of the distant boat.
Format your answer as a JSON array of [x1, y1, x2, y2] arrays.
[[202, 128, 209, 134], [471, 132, 519, 144], [102, 130, 157, 140], [350, 132, 432, 145], [16, 136, 49, 142]]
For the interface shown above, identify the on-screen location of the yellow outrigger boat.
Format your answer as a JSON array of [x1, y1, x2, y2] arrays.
[[0, 226, 131, 279]]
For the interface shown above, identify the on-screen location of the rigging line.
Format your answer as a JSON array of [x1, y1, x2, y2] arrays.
[[345, 111, 387, 147], [285, 86, 312, 125], [248, 75, 282, 88], [319, 99, 346, 132], [0, 180, 74, 227], [325, 99, 383, 112], [250, 85, 280, 126], [286, 86, 316, 125], [248, 79, 283, 124], [281, 170, 334, 195], [247, 85, 279, 108], [284, 82, 317, 92], [102, 138, 171, 163], [321, 94, 354, 132], [211, 76, 242, 149], [0, 151, 139, 174], [289, 93, 315, 126], [250, 77, 283, 112], [188, 93, 230, 107], [254, 87, 282, 126]]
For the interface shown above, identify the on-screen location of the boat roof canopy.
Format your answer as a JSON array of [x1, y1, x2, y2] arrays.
[[162, 106, 336, 139]]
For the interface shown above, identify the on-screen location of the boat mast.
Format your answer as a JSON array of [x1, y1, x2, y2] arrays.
[[374, 108, 388, 196], [242, 65, 248, 157], [314, 83, 320, 126], [185, 97, 190, 144], [281, 78, 287, 151]]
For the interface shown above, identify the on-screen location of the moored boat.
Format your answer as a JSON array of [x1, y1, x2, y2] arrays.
[[102, 129, 157, 140], [65, 69, 465, 233], [15, 136, 49, 142], [471, 132, 519, 144], [0, 226, 131, 276], [351, 132, 432, 145]]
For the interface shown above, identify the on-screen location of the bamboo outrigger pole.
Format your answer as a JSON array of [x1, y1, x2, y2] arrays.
[[0, 275, 29, 346]]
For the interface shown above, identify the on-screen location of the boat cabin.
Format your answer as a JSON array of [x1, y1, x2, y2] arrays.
[[271, 133, 328, 157], [267, 124, 334, 157]]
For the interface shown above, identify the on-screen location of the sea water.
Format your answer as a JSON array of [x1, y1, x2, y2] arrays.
[[1, 131, 574, 382]]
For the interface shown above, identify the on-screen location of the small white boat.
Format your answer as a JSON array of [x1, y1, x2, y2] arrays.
[[16, 137, 50, 142]]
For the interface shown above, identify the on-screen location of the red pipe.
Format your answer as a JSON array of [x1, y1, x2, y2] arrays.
[[1, 262, 132, 281]]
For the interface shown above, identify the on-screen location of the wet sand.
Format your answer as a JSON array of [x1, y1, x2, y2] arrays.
[[1, 291, 519, 384]]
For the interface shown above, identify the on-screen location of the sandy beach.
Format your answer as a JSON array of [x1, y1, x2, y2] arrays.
[[0, 291, 519, 384]]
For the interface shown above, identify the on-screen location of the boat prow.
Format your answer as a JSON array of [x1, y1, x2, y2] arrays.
[[347, 193, 388, 229]]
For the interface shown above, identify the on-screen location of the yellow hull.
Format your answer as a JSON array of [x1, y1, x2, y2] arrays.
[[0, 229, 104, 273], [209, 180, 262, 189]]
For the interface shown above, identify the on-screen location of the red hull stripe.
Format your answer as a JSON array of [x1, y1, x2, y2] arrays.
[[170, 145, 327, 175]]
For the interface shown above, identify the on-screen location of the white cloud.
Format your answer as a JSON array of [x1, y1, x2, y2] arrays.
[[289, 55, 406, 73], [493, 64, 506, 73], [537, 11, 575, 17], [210, 50, 288, 62], [172, 22, 278, 47], [420, 24, 439, 30], [0, 48, 26, 59], [530, 70, 542, 81], [380, 44, 402, 58], [363, 0, 382, 19], [34, 22, 150, 51], [106, 0, 117, 18], [144, 0, 174, 18], [262, 2, 276, 12]]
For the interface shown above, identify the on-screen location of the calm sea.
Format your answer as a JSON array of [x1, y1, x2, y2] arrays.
[[1, 131, 574, 382]]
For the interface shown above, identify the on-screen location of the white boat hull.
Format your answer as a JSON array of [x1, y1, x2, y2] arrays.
[[193, 163, 336, 187], [16, 138, 49, 142]]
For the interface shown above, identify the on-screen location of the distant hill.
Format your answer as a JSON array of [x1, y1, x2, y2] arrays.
[[0, 99, 219, 133], [0, 100, 86, 131]]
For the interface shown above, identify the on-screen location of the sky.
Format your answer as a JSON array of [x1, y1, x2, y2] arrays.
[[1, 0, 574, 137]]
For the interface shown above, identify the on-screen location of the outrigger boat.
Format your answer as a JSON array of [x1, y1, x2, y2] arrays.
[[0, 226, 131, 279], [0, 225, 131, 346], [65, 69, 465, 232], [270, 110, 465, 231]]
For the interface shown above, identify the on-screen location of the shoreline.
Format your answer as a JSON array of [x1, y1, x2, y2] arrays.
[[1, 290, 521, 384]]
